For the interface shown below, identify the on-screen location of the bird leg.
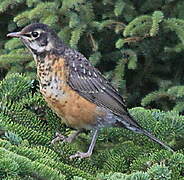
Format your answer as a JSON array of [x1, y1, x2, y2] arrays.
[[70, 129, 98, 159], [51, 130, 81, 144]]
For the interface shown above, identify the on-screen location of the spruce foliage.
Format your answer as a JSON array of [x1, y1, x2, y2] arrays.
[[0, 0, 184, 109], [0, 0, 184, 179], [0, 73, 183, 179], [0, 0, 183, 108]]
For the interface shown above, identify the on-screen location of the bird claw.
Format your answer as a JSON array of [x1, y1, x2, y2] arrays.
[[51, 132, 76, 144], [51, 132, 67, 144], [69, 151, 92, 160]]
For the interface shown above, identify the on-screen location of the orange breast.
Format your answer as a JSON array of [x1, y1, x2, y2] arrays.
[[38, 55, 102, 129], [45, 86, 98, 129]]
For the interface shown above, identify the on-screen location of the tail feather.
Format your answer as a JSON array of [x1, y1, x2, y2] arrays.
[[116, 115, 173, 152], [141, 129, 174, 152]]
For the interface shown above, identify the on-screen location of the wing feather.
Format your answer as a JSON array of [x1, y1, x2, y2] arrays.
[[64, 49, 129, 117]]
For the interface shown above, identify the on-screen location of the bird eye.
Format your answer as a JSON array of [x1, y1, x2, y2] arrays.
[[31, 31, 39, 38]]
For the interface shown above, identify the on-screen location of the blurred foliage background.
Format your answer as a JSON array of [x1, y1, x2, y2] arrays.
[[0, 0, 184, 179]]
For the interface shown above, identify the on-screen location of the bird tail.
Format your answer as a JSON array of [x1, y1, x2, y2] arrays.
[[141, 129, 173, 152], [116, 115, 173, 152]]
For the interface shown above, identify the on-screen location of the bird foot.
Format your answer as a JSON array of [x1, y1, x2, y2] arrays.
[[69, 151, 92, 159], [51, 131, 79, 144], [51, 132, 73, 144], [51, 132, 65, 144]]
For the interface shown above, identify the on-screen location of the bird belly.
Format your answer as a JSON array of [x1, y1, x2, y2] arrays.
[[41, 82, 105, 130]]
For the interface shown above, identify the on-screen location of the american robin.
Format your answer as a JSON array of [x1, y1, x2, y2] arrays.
[[7, 23, 173, 159]]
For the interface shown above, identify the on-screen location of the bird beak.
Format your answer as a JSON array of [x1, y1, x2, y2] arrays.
[[7, 32, 22, 38]]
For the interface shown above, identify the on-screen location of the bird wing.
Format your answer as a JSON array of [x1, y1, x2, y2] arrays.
[[63, 50, 121, 110], [62, 49, 140, 127]]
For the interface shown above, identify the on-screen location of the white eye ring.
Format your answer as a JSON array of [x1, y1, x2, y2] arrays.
[[31, 31, 39, 38]]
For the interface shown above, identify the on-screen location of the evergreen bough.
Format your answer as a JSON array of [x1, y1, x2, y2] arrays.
[[0, 0, 184, 179], [0, 73, 183, 179], [1, 0, 184, 109]]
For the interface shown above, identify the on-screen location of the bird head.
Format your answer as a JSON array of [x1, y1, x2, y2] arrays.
[[7, 23, 62, 56]]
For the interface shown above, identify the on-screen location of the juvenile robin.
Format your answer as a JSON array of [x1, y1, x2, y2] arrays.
[[7, 23, 173, 159]]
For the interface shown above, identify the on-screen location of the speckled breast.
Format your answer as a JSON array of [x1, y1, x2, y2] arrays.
[[36, 55, 104, 130]]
